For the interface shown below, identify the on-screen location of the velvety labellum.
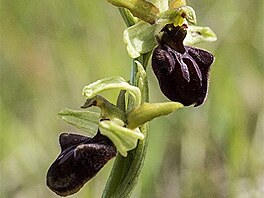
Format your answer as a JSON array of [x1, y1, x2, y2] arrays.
[[159, 23, 188, 54], [46, 131, 117, 196], [152, 44, 214, 106], [152, 24, 214, 106]]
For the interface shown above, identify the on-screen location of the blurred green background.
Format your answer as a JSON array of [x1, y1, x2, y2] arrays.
[[0, 0, 263, 197]]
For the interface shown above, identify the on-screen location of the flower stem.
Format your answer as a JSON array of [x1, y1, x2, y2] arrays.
[[102, 8, 150, 198]]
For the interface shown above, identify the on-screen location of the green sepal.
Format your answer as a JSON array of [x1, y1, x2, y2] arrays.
[[170, 0, 186, 9], [107, 0, 159, 24], [118, 8, 138, 27], [184, 25, 217, 45], [99, 120, 144, 157], [82, 76, 141, 108], [127, 102, 183, 129], [153, 0, 169, 12], [123, 21, 156, 58], [57, 108, 99, 136], [123, 6, 198, 59]]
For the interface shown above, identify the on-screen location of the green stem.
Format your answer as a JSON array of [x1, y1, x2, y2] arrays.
[[102, 8, 150, 198]]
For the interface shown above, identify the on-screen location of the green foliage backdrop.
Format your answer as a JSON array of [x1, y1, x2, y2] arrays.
[[0, 0, 263, 197]]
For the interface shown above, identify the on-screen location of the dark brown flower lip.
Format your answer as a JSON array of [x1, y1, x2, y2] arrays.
[[152, 23, 215, 106], [152, 34, 214, 106], [46, 131, 117, 196]]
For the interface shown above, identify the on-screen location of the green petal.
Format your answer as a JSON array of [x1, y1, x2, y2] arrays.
[[57, 108, 99, 136], [123, 21, 156, 58], [184, 25, 217, 45], [99, 120, 144, 157]]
